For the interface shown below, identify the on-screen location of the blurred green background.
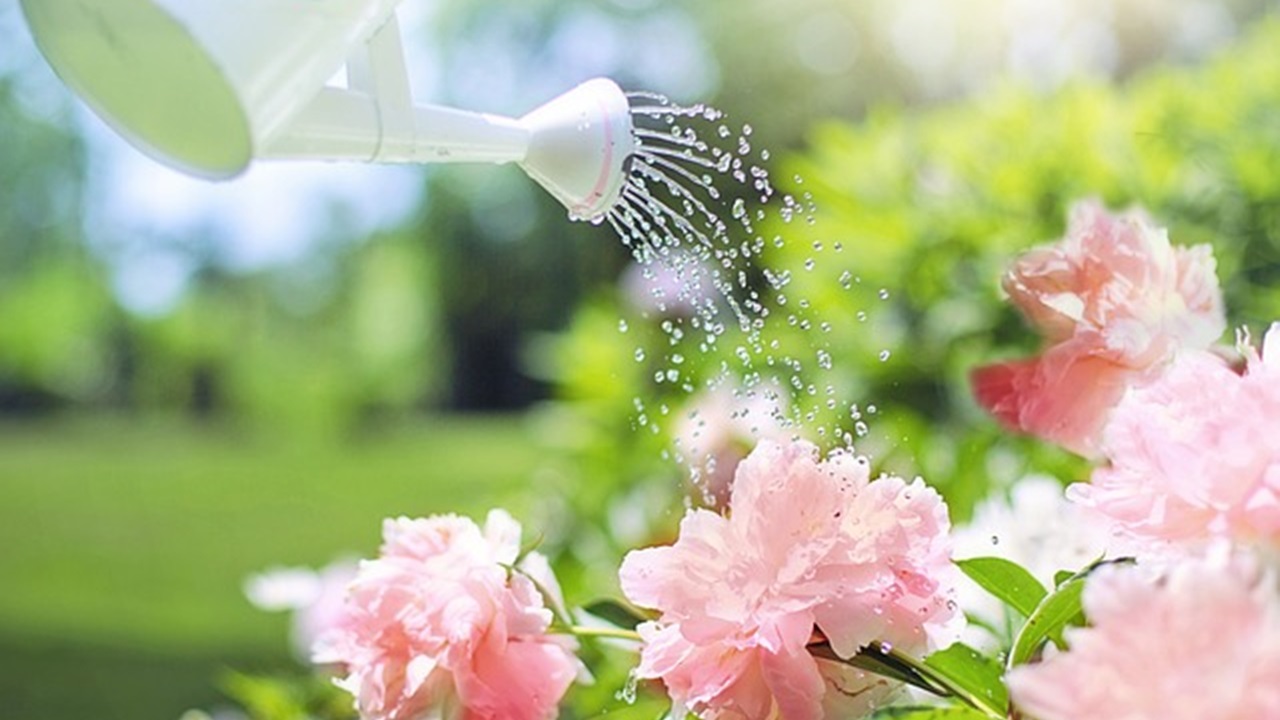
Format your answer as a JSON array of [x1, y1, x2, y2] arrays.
[[4, 0, 1280, 717]]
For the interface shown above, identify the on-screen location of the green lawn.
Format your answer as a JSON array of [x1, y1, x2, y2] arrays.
[[0, 414, 544, 720]]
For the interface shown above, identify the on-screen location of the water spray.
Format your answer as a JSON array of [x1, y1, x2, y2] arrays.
[[19, 0, 637, 223]]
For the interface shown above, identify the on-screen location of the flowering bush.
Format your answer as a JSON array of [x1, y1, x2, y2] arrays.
[[217, 19, 1280, 720], [239, 199, 1280, 718], [231, 223, 1280, 720]]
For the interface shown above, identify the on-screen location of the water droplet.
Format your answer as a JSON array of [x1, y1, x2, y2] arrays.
[[634, 348, 646, 362], [618, 319, 629, 333], [878, 350, 891, 362], [617, 670, 640, 704], [878, 288, 890, 300]]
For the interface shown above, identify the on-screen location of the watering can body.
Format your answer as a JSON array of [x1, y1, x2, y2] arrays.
[[21, 0, 408, 178], [21, 0, 635, 220]]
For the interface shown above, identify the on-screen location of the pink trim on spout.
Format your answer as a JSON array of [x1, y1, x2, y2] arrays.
[[572, 93, 617, 220]]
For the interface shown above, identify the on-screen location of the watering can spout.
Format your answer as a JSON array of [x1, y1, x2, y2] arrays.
[[519, 78, 636, 223], [19, 0, 636, 221], [265, 77, 637, 223]]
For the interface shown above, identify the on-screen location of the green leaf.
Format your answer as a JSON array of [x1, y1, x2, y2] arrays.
[[1008, 558, 1138, 668], [923, 643, 1008, 715], [1052, 569, 1074, 588], [1008, 574, 1086, 667], [956, 557, 1047, 618], [810, 643, 939, 694], [581, 598, 650, 630], [868, 705, 989, 719], [811, 642, 1005, 718]]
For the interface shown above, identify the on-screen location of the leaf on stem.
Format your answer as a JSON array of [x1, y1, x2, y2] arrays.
[[956, 556, 1047, 618], [810, 641, 1006, 719], [581, 598, 652, 631], [1008, 558, 1136, 668], [809, 642, 943, 696], [923, 643, 1008, 715], [1008, 565, 1097, 667]]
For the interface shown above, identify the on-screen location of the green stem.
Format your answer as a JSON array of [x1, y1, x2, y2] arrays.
[[502, 563, 577, 631], [561, 625, 644, 643]]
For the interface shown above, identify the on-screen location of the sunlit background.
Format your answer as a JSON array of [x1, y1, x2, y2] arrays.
[[1, 0, 1275, 717]]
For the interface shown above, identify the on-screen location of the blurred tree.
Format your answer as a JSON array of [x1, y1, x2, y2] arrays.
[[0, 71, 122, 413], [1, 0, 1275, 427]]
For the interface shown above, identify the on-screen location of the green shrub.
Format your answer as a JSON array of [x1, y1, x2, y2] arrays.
[[539, 16, 1280, 545]]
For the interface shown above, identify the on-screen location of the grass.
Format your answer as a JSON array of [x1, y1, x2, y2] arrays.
[[0, 413, 545, 720]]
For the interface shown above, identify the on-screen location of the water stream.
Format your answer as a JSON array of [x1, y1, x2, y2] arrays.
[[598, 92, 879, 502]]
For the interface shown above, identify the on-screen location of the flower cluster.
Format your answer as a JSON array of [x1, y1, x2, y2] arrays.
[[242, 199, 1280, 720], [620, 440, 962, 719], [308, 440, 962, 720], [969, 201, 1280, 720]]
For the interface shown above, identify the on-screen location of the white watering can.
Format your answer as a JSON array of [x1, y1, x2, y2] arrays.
[[19, 0, 637, 222]]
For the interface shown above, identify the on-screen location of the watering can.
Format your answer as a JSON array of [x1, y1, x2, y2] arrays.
[[19, 0, 636, 221]]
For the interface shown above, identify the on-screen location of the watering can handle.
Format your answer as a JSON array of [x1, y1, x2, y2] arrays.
[[264, 13, 531, 166]]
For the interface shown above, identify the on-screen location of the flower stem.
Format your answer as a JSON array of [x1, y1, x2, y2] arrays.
[[562, 625, 643, 643], [502, 562, 578, 631]]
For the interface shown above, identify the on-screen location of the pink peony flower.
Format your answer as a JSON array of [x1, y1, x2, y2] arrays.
[[619, 440, 962, 720], [1007, 552, 1280, 720], [972, 199, 1224, 456], [1069, 323, 1280, 547], [317, 510, 581, 720], [245, 558, 359, 662], [675, 381, 793, 509]]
